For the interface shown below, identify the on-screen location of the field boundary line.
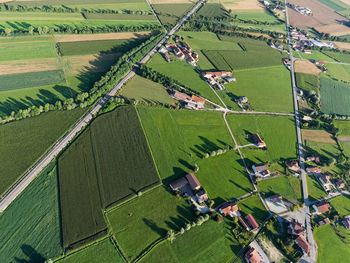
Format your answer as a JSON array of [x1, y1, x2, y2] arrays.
[[135, 105, 163, 183]]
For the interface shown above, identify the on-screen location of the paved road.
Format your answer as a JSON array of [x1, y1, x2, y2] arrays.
[[285, 1, 317, 262], [0, 0, 206, 213]]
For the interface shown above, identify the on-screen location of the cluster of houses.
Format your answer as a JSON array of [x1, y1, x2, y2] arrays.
[[168, 89, 206, 110], [270, 42, 284, 51], [289, 4, 312, 15], [252, 164, 271, 178], [290, 28, 334, 53], [201, 71, 236, 90], [262, 0, 286, 13], [160, 40, 199, 65], [305, 164, 337, 192], [219, 202, 260, 231]]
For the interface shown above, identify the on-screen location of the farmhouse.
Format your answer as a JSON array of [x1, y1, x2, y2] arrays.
[[288, 220, 306, 236], [196, 190, 208, 203], [191, 95, 206, 107], [251, 134, 266, 148], [223, 76, 236, 83], [165, 43, 185, 59], [342, 216, 350, 229], [306, 156, 320, 164], [219, 202, 239, 217], [169, 177, 189, 191], [319, 218, 330, 226], [285, 160, 300, 172], [182, 41, 191, 51], [245, 214, 259, 230], [171, 90, 191, 102], [317, 174, 333, 191], [306, 166, 321, 174], [238, 96, 248, 104], [202, 71, 232, 79], [295, 235, 311, 254], [238, 216, 250, 231], [245, 247, 264, 263], [313, 201, 330, 214], [185, 173, 201, 191], [252, 164, 270, 178], [336, 180, 345, 189]]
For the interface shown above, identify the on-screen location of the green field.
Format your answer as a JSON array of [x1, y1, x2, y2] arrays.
[[202, 49, 283, 71], [0, 164, 62, 263], [293, 50, 336, 62], [0, 108, 86, 198], [84, 13, 156, 21], [227, 114, 297, 172], [196, 151, 253, 204], [141, 220, 242, 263], [314, 224, 350, 263], [58, 106, 160, 247], [196, 3, 229, 18], [220, 66, 293, 112], [216, 35, 272, 51], [323, 63, 350, 82], [258, 176, 302, 203], [153, 4, 193, 25], [320, 78, 350, 115], [137, 107, 233, 183], [120, 75, 176, 105], [322, 50, 350, 64], [58, 37, 148, 56], [307, 174, 327, 202], [329, 194, 350, 217], [231, 10, 280, 23], [296, 73, 319, 92], [334, 120, 350, 157], [0, 70, 65, 92], [317, 0, 349, 11], [304, 140, 341, 163], [238, 195, 269, 224], [57, 238, 124, 263], [106, 186, 194, 261], [148, 53, 221, 105]]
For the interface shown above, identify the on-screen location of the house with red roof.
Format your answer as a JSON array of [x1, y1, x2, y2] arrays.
[[219, 202, 239, 217], [306, 166, 322, 174], [288, 220, 306, 236], [251, 134, 266, 148], [245, 214, 259, 230], [295, 235, 311, 254], [313, 201, 330, 214], [185, 173, 201, 190], [245, 247, 263, 263]]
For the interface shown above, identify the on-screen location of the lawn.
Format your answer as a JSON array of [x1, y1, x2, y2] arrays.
[[321, 71, 350, 102], [322, 50, 350, 64], [293, 50, 336, 62], [329, 194, 350, 217], [220, 66, 294, 113], [137, 107, 233, 183], [238, 195, 269, 224], [141, 220, 242, 263], [57, 238, 124, 263], [314, 224, 350, 263], [106, 186, 194, 261], [196, 151, 253, 204], [307, 174, 327, 202], [226, 114, 297, 172], [258, 176, 302, 203], [295, 72, 319, 92], [0, 164, 62, 263], [58, 37, 149, 56], [323, 63, 350, 82], [0, 70, 65, 92], [120, 75, 176, 105], [0, 107, 86, 198], [148, 53, 221, 105]]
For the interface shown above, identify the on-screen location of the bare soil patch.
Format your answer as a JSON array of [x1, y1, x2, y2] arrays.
[[221, 0, 265, 11], [339, 136, 350, 141], [258, 237, 284, 263], [54, 32, 151, 43], [294, 60, 321, 75], [333, 41, 350, 50], [315, 24, 350, 36], [288, 0, 350, 33], [302, 129, 336, 144], [339, 0, 350, 6], [0, 58, 59, 75], [67, 53, 121, 75]]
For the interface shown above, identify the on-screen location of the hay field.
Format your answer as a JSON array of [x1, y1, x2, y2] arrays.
[[220, 0, 265, 11], [54, 32, 151, 43], [333, 41, 350, 50], [294, 60, 321, 75], [302, 129, 336, 144], [0, 58, 59, 75]]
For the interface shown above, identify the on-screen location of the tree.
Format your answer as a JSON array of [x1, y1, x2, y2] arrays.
[[327, 158, 336, 166], [204, 153, 209, 158], [4, 27, 12, 36], [180, 227, 185, 234], [185, 223, 191, 231], [28, 26, 34, 35], [166, 230, 175, 243], [193, 164, 199, 172]]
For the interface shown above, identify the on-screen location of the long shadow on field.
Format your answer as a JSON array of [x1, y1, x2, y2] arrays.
[[193, 136, 221, 157], [239, 203, 268, 222], [178, 159, 194, 171], [14, 244, 46, 263], [230, 180, 251, 194], [143, 218, 166, 237]]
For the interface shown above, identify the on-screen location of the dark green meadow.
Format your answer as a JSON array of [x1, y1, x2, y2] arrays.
[[0, 107, 86, 198], [153, 4, 193, 26], [58, 106, 160, 247], [320, 78, 350, 115], [196, 3, 229, 19], [0, 70, 66, 92], [295, 73, 319, 92]]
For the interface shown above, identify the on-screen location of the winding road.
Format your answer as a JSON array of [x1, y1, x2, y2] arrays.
[[0, 0, 206, 213]]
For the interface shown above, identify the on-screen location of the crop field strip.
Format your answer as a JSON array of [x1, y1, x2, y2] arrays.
[[295, 72, 319, 92], [58, 106, 160, 248]]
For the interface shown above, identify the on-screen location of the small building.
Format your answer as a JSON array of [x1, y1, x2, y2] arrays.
[[238, 216, 250, 230], [196, 190, 208, 203], [303, 116, 313, 121], [251, 134, 266, 148], [303, 49, 312, 54], [286, 160, 300, 172], [306, 166, 322, 174], [295, 235, 311, 254], [202, 71, 232, 79], [245, 247, 264, 263], [319, 217, 330, 226], [223, 76, 236, 83], [306, 156, 320, 164], [313, 201, 330, 214], [336, 180, 346, 189], [182, 41, 191, 51], [191, 95, 206, 106], [238, 96, 248, 104], [318, 174, 333, 191], [185, 173, 201, 190], [219, 202, 239, 217], [245, 214, 259, 230], [171, 90, 191, 102], [169, 177, 188, 191], [342, 216, 350, 229], [252, 164, 270, 178], [288, 220, 306, 236]]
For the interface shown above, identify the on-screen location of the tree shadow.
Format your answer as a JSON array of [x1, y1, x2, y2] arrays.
[[14, 244, 46, 263], [143, 218, 166, 237]]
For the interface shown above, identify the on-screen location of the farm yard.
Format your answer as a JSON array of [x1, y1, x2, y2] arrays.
[[320, 78, 350, 115], [106, 186, 194, 261]]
